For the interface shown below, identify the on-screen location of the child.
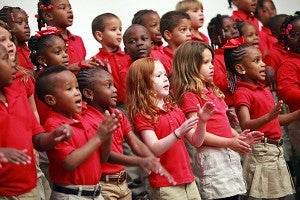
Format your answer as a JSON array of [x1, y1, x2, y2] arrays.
[[159, 10, 192, 75], [91, 13, 130, 106], [172, 40, 264, 200], [176, 0, 209, 44], [126, 57, 216, 200], [0, 6, 33, 70], [36, 0, 98, 71], [254, 0, 277, 47], [207, 14, 240, 108], [225, 40, 299, 199], [264, 14, 288, 71], [132, 9, 163, 47], [0, 44, 72, 199], [77, 67, 175, 200], [35, 65, 120, 199], [276, 11, 300, 180], [123, 24, 153, 62]]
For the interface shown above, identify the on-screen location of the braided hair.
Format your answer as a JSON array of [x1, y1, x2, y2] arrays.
[[279, 11, 300, 50], [0, 6, 25, 24], [224, 43, 252, 94], [132, 9, 158, 25], [36, 0, 52, 30], [207, 14, 229, 49]]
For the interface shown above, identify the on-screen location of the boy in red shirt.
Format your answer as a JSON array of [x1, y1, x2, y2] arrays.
[[158, 11, 192, 75], [91, 13, 130, 105], [0, 45, 72, 199], [35, 66, 121, 199]]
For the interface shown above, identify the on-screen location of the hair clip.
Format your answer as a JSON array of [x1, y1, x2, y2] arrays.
[[40, 4, 53, 11], [34, 14, 40, 19], [222, 37, 245, 49], [35, 26, 62, 38], [283, 24, 293, 37]]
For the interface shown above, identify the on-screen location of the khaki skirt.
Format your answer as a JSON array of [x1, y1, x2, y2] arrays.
[[242, 142, 295, 198]]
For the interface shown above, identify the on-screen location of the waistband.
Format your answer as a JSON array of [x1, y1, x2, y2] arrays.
[[53, 183, 101, 197], [100, 170, 127, 184], [261, 137, 283, 146]]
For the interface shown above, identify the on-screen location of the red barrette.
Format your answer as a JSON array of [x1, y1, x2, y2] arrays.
[[283, 24, 293, 37], [35, 26, 62, 38], [40, 4, 53, 11], [222, 37, 245, 49]]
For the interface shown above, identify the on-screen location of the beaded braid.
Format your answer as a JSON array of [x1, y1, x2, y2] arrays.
[[132, 9, 158, 25], [279, 11, 300, 50], [0, 6, 20, 23], [28, 34, 63, 70], [224, 43, 252, 94], [207, 14, 229, 49], [36, 0, 52, 31]]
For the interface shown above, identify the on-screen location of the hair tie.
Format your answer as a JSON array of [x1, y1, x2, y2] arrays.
[[40, 4, 53, 11], [222, 37, 245, 49], [35, 26, 62, 38], [283, 24, 293, 37]]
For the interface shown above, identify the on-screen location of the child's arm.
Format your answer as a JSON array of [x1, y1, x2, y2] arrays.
[[62, 111, 120, 170], [33, 124, 73, 152], [185, 102, 216, 147], [140, 117, 199, 157], [237, 101, 283, 131], [278, 109, 300, 126], [0, 148, 31, 165]]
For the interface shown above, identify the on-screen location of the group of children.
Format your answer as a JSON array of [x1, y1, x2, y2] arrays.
[[0, 0, 300, 200]]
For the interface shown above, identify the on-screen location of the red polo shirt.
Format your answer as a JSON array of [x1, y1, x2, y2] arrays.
[[0, 83, 44, 196], [276, 52, 300, 112], [191, 31, 209, 44], [44, 111, 102, 185], [16, 45, 34, 70], [264, 42, 288, 72], [234, 81, 281, 139], [213, 48, 234, 106], [64, 30, 86, 64], [181, 90, 233, 138], [134, 105, 195, 188], [82, 105, 131, 174], [231, 10, 259, 31], [150, 45, 172, 75], [94, 47, 130, 104]]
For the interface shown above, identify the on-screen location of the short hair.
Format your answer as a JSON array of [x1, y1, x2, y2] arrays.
[[132, 9, 158, 25], [91, 13, 119, 39], [35, 65, 68, 104], [123, 24, 149, 43], [175, 0, 203, 12], [160, 11, 190, 40]]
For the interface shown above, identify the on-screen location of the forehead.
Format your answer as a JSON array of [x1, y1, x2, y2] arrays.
[[126, 26, 150, 38], [153, 61, 165, 72], [291, 19, 300, 30], [51, 0, 70, 5], [242, 24, 256, 32], [53, 70, 76, 84], [222, 17, 235, 25], [0, 27, 10, 36], [175, 18, 191, 28], [245, 46, 261, 56], [45, 35, 65, 46], [104, 17, 121, 27]]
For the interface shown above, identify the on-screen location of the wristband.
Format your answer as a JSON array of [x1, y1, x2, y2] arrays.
[[173, 131, 180, 139]]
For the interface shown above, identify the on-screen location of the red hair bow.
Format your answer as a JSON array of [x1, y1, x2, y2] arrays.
[[222, 37, 245, 49], [35, 26, 62, 38]]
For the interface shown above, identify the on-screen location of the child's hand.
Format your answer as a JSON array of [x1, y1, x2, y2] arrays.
[[0, 148, 31, 165], [175, 117, 199, 138], [96, 110, 121, 141], [266, 100, 283, 122], [197, 102, 216, 122], [226, 108, 239, 127], [0, 152, 8, 167], [53, 124, 73, 143], [228, 135, 252, 154], [90, 57, 112, 73], [139, 157, 176, 185], [240, 129, 264, 145]]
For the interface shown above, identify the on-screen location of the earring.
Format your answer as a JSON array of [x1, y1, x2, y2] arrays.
[[241, 71, 246, 74]]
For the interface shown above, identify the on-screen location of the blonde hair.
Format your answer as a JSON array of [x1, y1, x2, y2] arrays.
[[176, 0, 203, 12], [126, 57, 174, 124], [172, 41, 224, 104]]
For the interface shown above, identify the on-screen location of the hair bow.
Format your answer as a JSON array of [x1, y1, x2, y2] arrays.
[[222, 37, 245, 49], [35, 26, 62, 38], [283, 24, 293, 37], [40, 4, 53, 11]]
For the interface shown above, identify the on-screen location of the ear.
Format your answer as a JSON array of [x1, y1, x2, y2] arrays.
[[82, 88, 93, 101], [94, 31, 103, 42], [163, 30, 172, 41], [44, 94, 56, 106], [43, 11, 53, 22], [235, 63, 246, 75], [124, 47, 128, 54]]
